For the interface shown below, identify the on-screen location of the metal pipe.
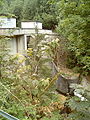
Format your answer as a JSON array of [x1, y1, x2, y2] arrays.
[[0, 110, 19, 120]]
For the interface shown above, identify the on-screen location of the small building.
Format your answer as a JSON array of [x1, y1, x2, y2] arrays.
[[0, 14, 16, 28], [21, 21, 42, 29], [0, 14, 54, 55]]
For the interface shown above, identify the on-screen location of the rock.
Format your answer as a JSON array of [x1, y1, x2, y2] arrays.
[[51, 61, 80, 95], [56, 75, 69, 94], [81, 75, 90, 91], [56, 74, 80, 95]]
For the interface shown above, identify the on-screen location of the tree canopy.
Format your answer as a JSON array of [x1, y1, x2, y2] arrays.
[[57, 0, 90, 74], [0, 0, 58, 29]]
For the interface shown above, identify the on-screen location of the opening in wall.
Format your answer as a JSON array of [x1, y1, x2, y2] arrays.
[[27, 36, 30, 49]]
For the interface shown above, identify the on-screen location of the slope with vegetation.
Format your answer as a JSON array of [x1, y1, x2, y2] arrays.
[[0, 0, 90, 120]]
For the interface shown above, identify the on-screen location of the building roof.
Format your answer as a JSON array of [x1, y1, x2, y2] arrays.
[[21, 20, 42, 23], [0, 13, 17, 18]]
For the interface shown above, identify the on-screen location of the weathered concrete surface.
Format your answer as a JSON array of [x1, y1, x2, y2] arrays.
[[0, 28, 58, 55], [0, 28, 56, 36]]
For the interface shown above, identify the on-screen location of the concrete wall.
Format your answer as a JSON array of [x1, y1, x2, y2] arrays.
[[21, 22, 42, 29], [16, 35, 26, 54], [0, 28, 53, 36], [8, 38, 17, 54], [8, 35, 26, 55], [0, 17, 16, 28]]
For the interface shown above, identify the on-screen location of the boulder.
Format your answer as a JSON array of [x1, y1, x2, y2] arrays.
[[56, 74, 80, 95]]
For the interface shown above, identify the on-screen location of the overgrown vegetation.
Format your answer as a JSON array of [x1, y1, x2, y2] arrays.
[[67, 84, 90, 120], [0, 0, 90, 120], [0, 36, 64, 120], [57, 0, 90, 74]]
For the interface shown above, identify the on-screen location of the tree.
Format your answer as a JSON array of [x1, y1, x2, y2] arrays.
[[9, 0, 24, 26], [22, 0, 58, 29], [0, 0, 58, 29], [57, 0, 90, 74], [22, 0, 38, 21], [0, 0, 9, 14]]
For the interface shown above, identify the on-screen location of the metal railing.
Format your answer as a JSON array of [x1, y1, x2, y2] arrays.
[[0, 110, 19, 120]]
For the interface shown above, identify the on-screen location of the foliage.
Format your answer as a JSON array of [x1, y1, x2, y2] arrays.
[[22, 0, 38, 21], [1, 0, 90, 120], [0, 0, 9, 14], [0, 0, 58, 29], [9, 0, 24, 26], [57, 0, 90, 74], [66, 84, 90, 120], [41, 13, 57, 30], [26, 34, 52, 78], [0, 36, 64, 120]]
